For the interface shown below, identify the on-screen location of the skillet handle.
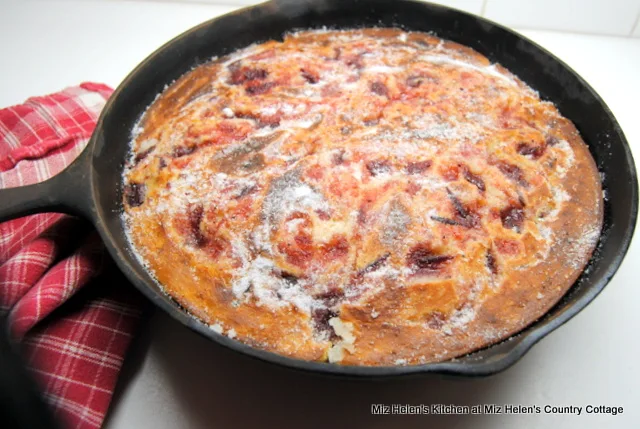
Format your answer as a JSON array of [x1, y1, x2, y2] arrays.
[[0, 148, 94, 223]]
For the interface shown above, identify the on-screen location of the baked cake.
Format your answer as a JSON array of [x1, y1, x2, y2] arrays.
[[122, 29, 603, 365]]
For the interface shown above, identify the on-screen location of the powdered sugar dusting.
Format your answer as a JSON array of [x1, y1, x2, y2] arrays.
[[565, 224, 601, 269], [262, 170, 329, 226], [419, 55, 519, 87]]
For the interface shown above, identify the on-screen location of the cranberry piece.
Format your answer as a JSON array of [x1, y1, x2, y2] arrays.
[[357, 195, 376, 225], [319, 235, 349, 261], [497, 162, 528, 187], [188, 205, 206, 247], [406, 160, 432, 175], [517, 142, 546, 159], [312, 308, 339, 341], [486, 248, 498, 275], [545, 135, 560, 146], [407, 244, 454, 275], [370, 81, 389, 97], [276, 270, 299, 285], [366, 160, 391, 176], [294, 231, 311, 246], [315, 289, 344, 307], [301, 68, 319, 84], [406, 182, 421, 195], [427, 311, 446, 329], [316, 210, 331, 221], [234, 111, 258, 121], [461, 165, 485, 192], [358, 253, 390, 276], [258, 117, 281, 128], [134, 145, 155, 164], [429, 190, 480, 228], [406, 75, 423, 88], [344, 54, 364, 69], [278, 232, 313, 268], [447, 189, 480, 228], [124, 182, 145, 207], [500, 204, 525, 232], [236, 111, 281, 128], [430, 215, 461, 226], [229, 65, 268, 85], [236, 184, 257, 199], [172, 145, 196, 158], [243, 68, 268, 81], [332, 150, 345, 165], [245, 81, 275, 95]]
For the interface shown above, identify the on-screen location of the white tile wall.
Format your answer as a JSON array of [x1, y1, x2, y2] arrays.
[[425, 0, 484, 15], [484, 0, 640, 36], [117, 0, 640, 37]]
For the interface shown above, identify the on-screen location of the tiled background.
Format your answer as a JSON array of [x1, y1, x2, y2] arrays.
[[117, 0, 640, 36]]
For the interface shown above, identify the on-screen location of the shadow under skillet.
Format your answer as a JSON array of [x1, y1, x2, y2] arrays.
[[134, 311, 539, 429]]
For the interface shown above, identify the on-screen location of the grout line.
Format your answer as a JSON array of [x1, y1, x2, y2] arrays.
[[480, 0, 488, 16], [631, 9, 640, 37]]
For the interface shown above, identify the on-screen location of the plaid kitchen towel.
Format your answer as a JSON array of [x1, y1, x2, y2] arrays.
[[0, 83, 148, 429]]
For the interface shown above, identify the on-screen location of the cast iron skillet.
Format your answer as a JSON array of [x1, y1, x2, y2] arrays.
[[0, 0, 637, 377]]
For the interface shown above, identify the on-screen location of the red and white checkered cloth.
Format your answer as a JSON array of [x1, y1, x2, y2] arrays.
[[0, 83, 148, 429]]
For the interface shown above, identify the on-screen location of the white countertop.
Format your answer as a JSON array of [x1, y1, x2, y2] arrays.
[[2, 1, 639, 428]]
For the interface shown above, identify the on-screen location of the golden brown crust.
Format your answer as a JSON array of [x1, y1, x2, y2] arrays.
[[122, 28, 603, 365]]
